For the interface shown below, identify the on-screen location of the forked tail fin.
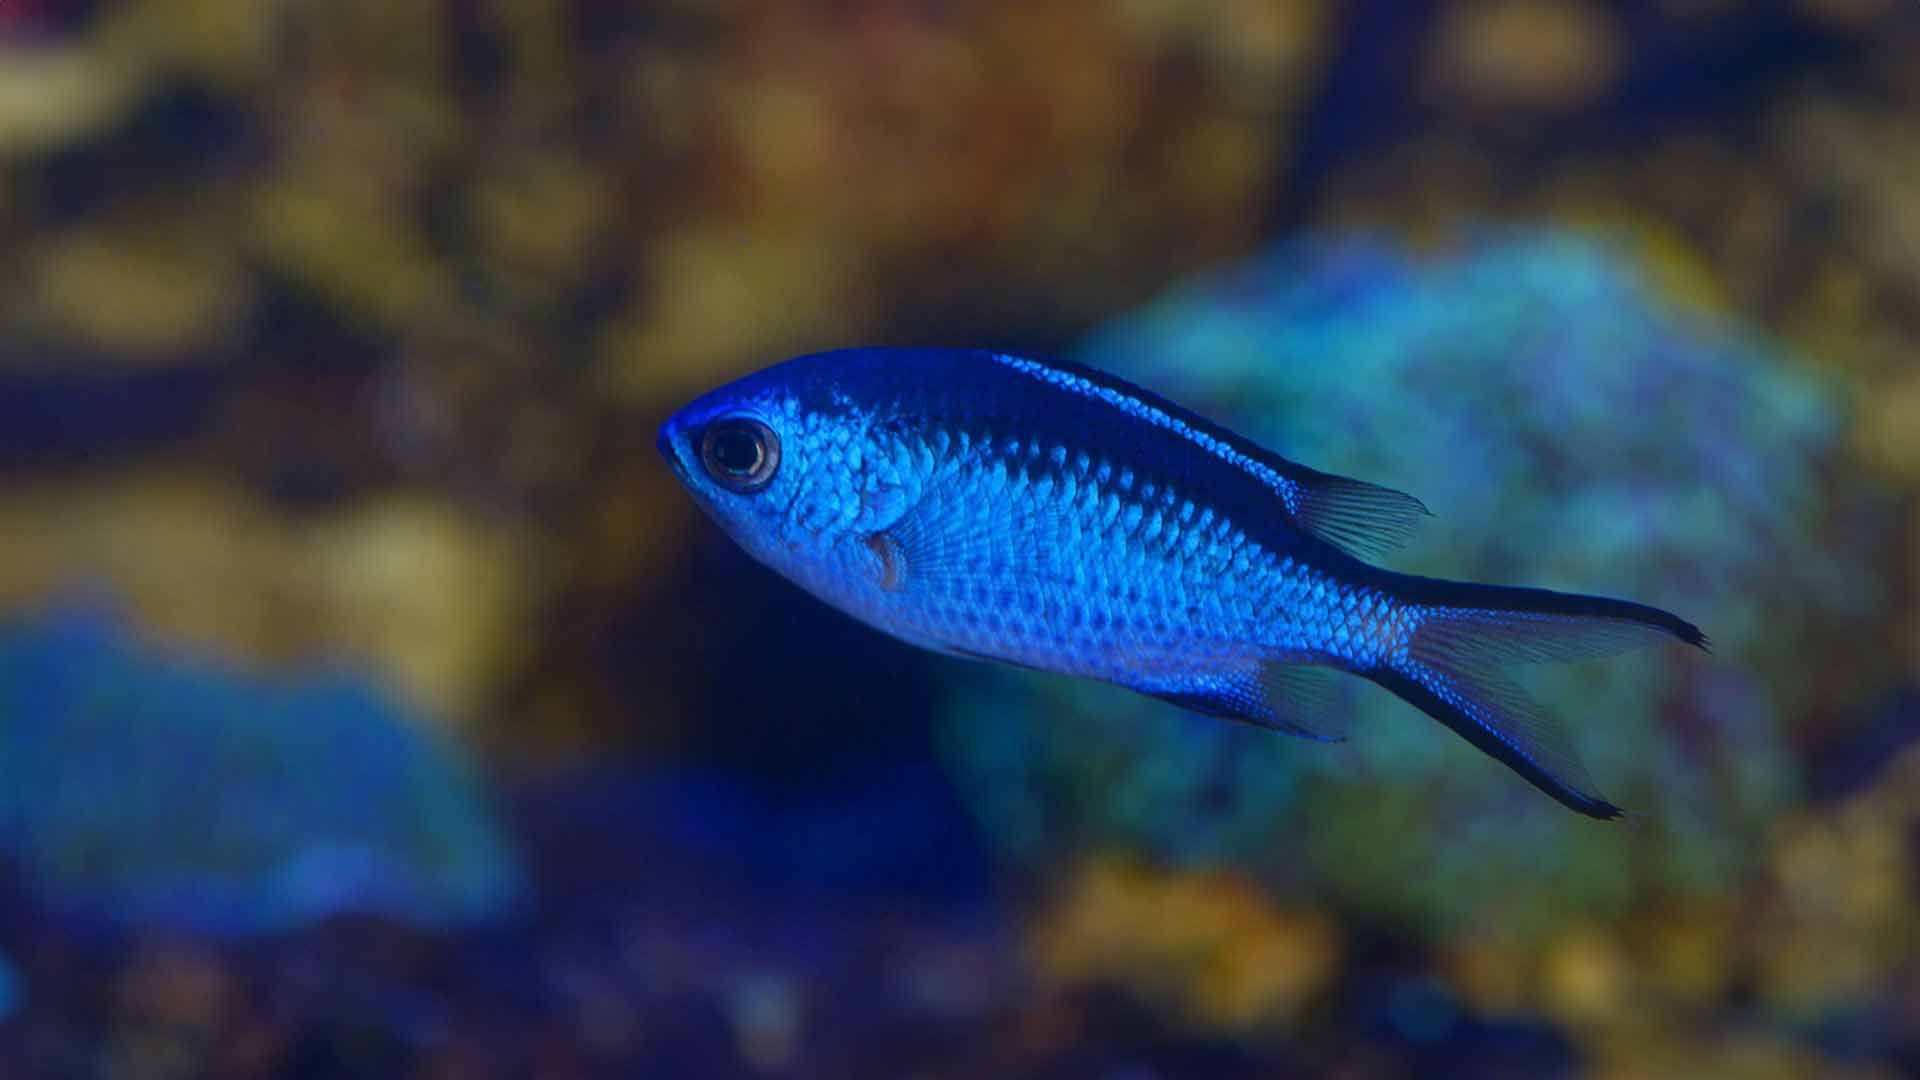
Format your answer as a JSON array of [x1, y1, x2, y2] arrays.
[[1364, 576, 1709, 819]]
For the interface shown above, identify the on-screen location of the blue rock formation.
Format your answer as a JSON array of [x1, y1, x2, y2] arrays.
[[0, 598, 523, 936]]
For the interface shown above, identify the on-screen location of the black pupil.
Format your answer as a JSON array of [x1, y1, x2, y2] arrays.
[[711, 426, 761, 474]]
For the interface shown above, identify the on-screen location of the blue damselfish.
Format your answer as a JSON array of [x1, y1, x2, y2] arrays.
[[658, 349, 1708, 819]]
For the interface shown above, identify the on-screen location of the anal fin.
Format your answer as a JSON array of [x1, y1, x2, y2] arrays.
[[1143, 662, 1350, 743], [947, 645, 1046, 673]]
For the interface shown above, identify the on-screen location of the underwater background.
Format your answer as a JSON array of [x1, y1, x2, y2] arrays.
[[0, 1, 1916, 1076]]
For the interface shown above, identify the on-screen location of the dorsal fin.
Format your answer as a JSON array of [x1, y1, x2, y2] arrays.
[[1271, 464, 1431, 560], [985, 352, 1430, 560]]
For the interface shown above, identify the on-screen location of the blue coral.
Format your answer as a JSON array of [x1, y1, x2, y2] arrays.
[[937, 228, 1869, 935], [0, 598, 523, 936]]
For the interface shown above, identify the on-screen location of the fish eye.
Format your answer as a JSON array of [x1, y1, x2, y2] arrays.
[[699, 416, 780, 493]]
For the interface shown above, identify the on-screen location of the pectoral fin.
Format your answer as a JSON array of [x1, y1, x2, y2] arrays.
[[865, 490, 1072, 595]]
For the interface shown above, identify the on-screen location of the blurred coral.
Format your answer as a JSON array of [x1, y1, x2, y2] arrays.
[[1754, 738, 1920, 1019], [1425, 0, 1622, 111], [0, 598, 523, 934], [0, 472, 528, 725], [940, 228, 1872, 938], [1031, 856, 1338, 1031], [0, 0, 276, 160], [580, 0, 1330, 406], [26, 211, 250, 356]]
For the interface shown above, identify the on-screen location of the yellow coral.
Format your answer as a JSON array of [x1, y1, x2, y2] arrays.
[[1030, 856, 1338, 1030], [0, 38, 150, 158], [1540, 925, 1631, 1028], [1426, 0, 1623, 111], [28, 213, 251, 356], [471, 157, 613, 302], [0, 472, 526, 727], [1752, 771, 1920, 1017], [251, 176, 458, 332]]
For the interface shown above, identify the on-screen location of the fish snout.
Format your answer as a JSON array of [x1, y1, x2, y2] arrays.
[[656, 419, 692, 482]]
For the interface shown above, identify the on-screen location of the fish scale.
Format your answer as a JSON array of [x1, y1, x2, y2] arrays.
[[660, 348, 1708, 818], [857, 413, 1377, 689]]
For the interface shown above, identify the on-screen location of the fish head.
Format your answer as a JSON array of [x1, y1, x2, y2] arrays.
[[658, 353, 896, 587]]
